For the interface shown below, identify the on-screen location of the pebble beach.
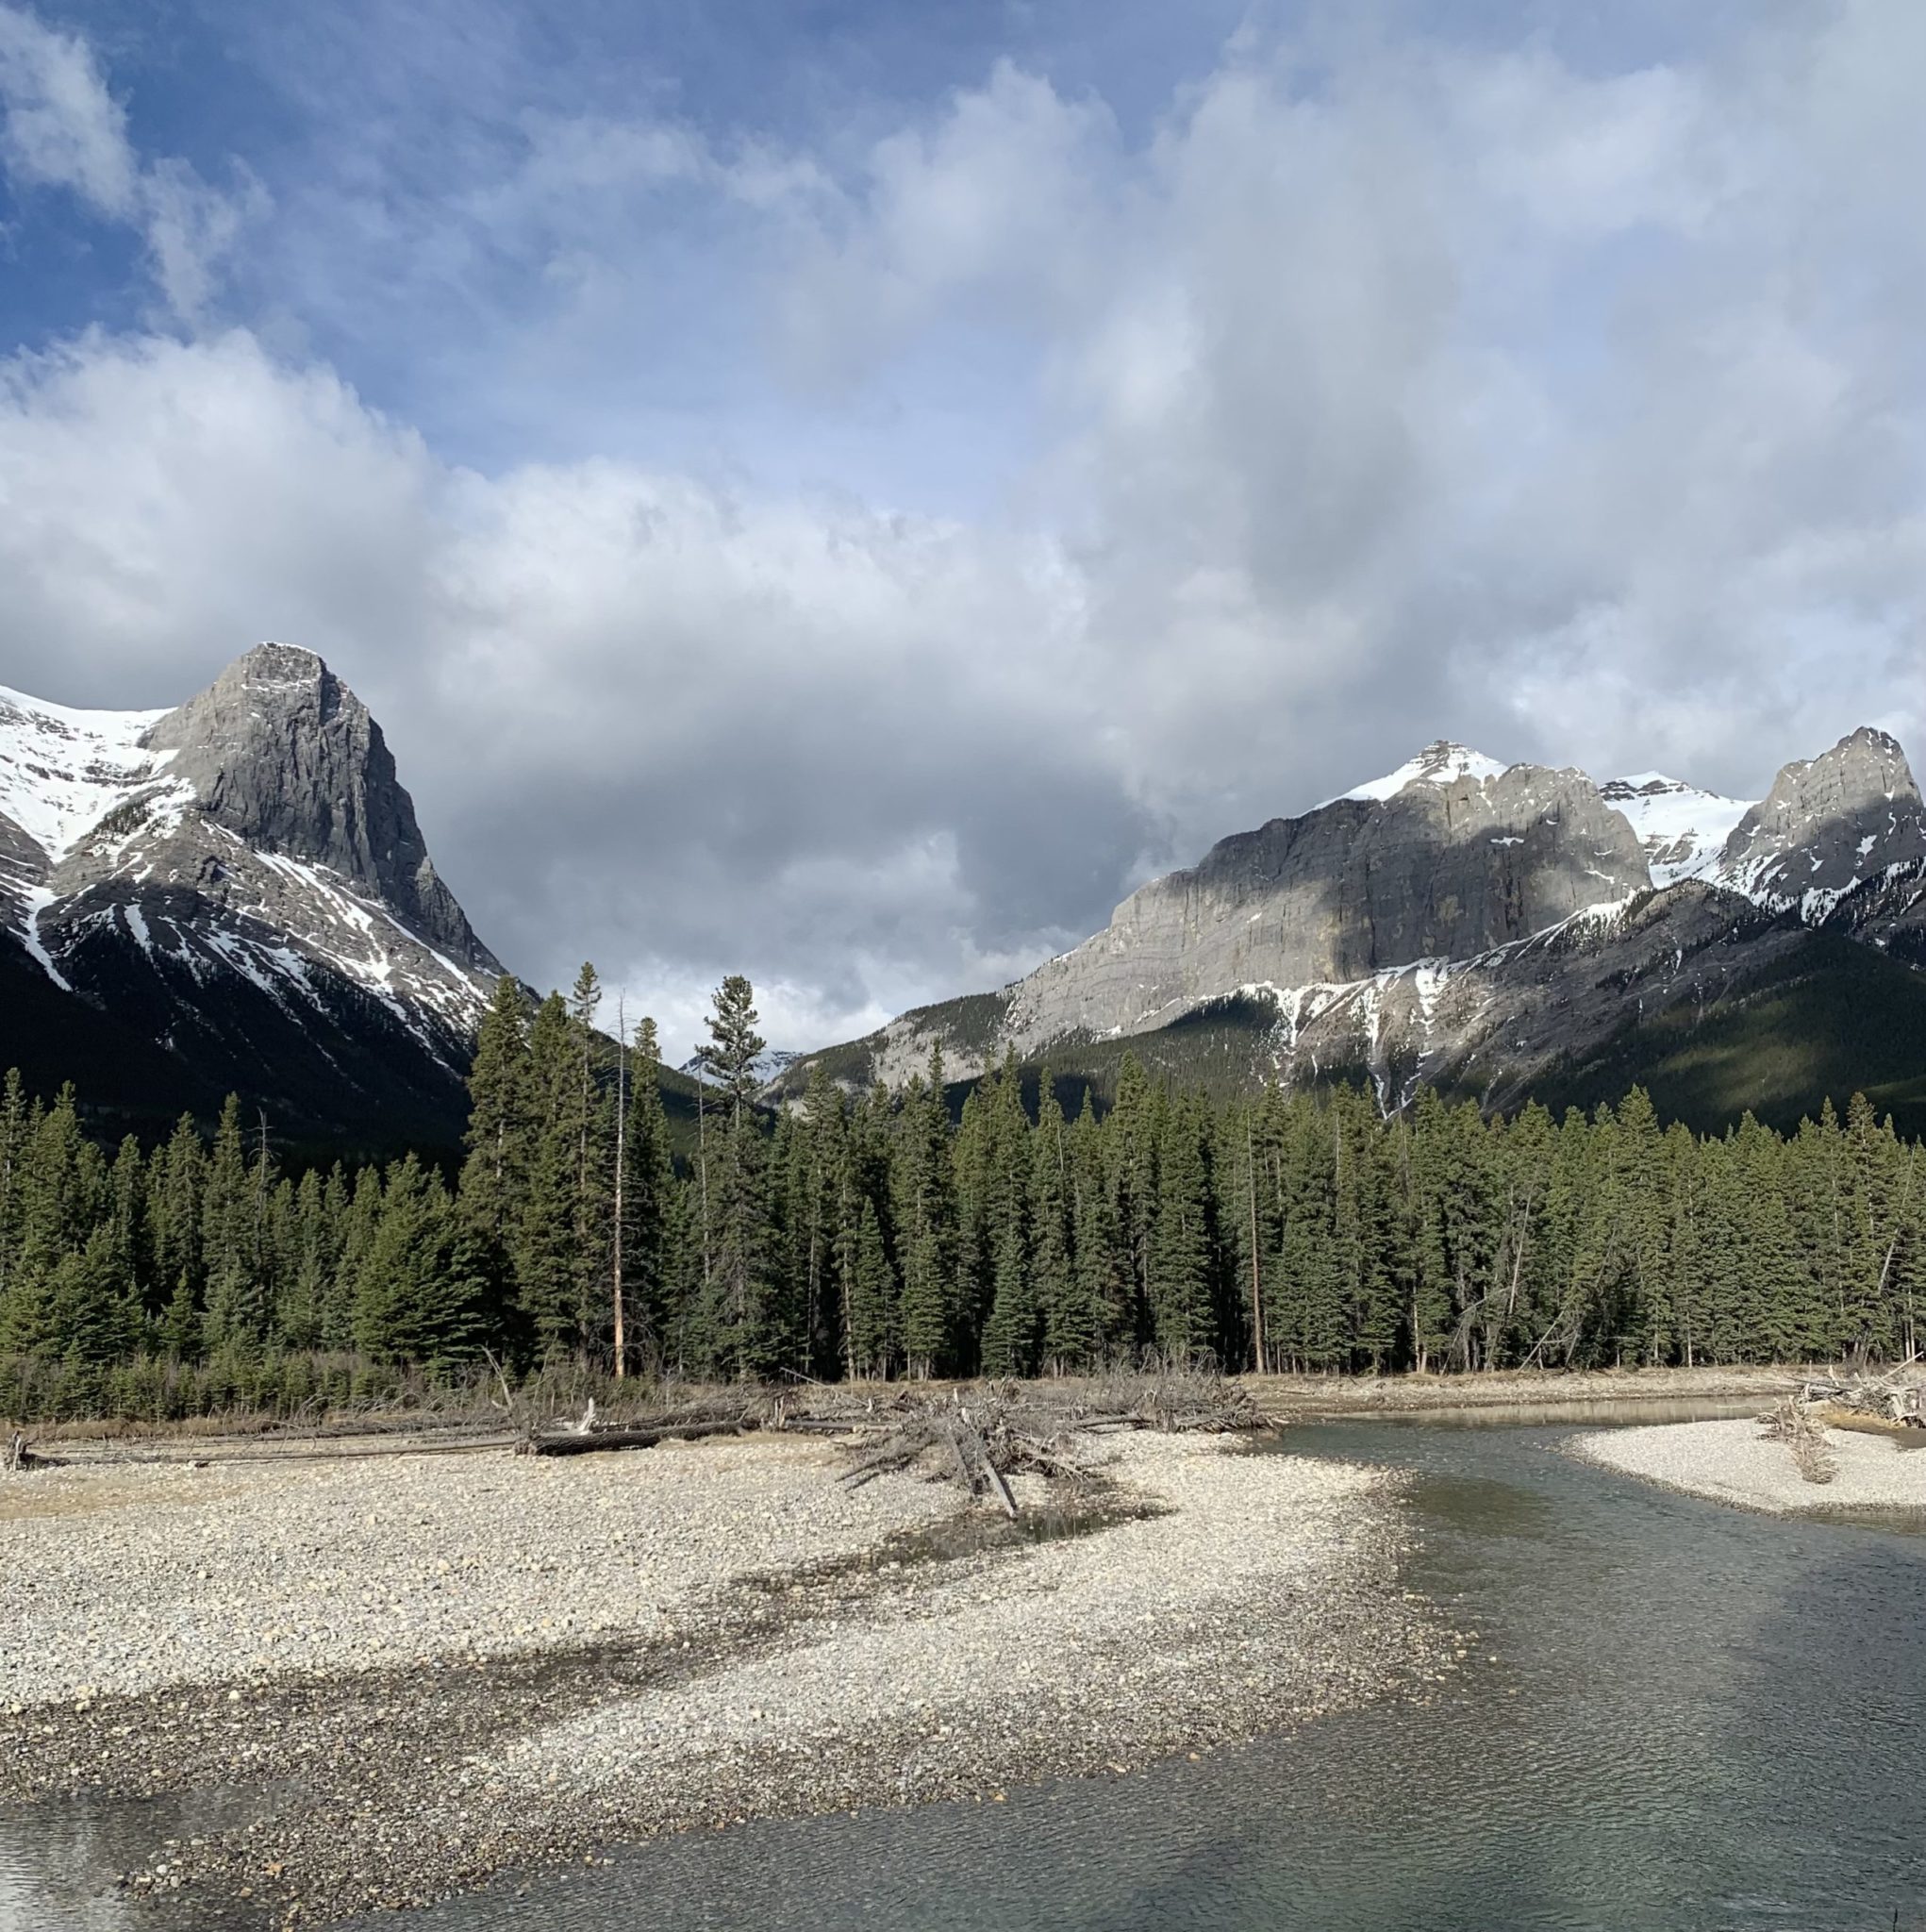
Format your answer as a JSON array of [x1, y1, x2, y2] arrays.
[[0, 1430, 1450, 1924]]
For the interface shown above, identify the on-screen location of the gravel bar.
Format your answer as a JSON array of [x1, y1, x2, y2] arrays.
[[0, 1432, 1453, 1924], [1572, 1416, 1926, 1515]]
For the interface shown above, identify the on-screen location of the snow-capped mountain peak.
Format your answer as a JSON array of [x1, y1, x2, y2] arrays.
[[682, 1046, 803, 1089], [1598, 773, 1754, 890], [1336, 741, 1511, 806], [0, 644, 504, 1143]]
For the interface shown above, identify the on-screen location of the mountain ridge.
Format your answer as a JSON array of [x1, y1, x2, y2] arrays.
[[773, 724, 1926, 1132]]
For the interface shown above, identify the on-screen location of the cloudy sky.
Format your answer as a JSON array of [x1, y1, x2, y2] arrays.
[[2, 0, 1922, 1056]]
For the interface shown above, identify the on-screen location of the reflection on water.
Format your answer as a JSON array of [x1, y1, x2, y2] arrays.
[[0, 1785, 272, 1932], [1316, 1394, 1775, 1429], [7, 1407, 1922, 1932]]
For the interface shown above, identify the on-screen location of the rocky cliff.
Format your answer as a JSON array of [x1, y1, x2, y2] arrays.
[[0, 643, 502, 1144]]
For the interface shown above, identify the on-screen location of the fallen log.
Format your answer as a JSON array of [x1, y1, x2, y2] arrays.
[[523, 1418, 760, 1457], [4, 1430, 59, 1472]]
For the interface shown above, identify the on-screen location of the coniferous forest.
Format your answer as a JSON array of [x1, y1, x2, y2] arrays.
[[3, 966, 1922, 1420]]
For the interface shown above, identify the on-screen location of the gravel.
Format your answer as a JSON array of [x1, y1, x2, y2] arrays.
[[1, 1437, 955, 1709], [0, 1431, 1452, 1924], [1572, 1416, 1926, 1515]]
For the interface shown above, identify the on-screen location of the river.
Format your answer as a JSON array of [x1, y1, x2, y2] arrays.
[[6, 1410, 1922, 1931]]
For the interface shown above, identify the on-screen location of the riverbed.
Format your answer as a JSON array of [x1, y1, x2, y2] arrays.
[[5, 1410, 1922, 1930], [0, 1430, 1433, 1925]]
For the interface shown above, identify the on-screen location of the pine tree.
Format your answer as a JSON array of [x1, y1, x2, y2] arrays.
[[201, 1097, 267, 1352], [52, 1224, 136, 1368], [0, 1069, 33, 1307], [1, 1087, 99, 1355], [1031, 1074, 1085, 1373], [1109, 1054, 1159, 1346], [845, 1196, 897, 1379], [622, 1018, 679, 1370], [979, 1056, 1038, 1377], [459, 972, 532, 1268], [1069, 1090, 1128, 1365], [355, 1158, 481, 1367], [278, 1168, 336, 1350], [1148, 1093, 1214, 1363], [515, 992, 582, 1359], [894, 1048, 957, 1378], [696, 975, 775, 1378], [147, 1113, 206, 1340]]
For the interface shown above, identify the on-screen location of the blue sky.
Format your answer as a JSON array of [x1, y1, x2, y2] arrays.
[[2, 0, 1922, 1054]]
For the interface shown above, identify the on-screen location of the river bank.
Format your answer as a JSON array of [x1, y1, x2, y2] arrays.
[[0, 1430, 1453, 1925], [1256, 1362, 1802, 1418], [1572, 1415, 1926, 1516]]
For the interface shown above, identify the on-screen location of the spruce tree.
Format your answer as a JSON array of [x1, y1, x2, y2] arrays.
[[201, 1097, 267, 1351], [622, 1018, 679, 1369], [514, 992, 582, 1359], [459, 971, 532, 1261], [1069, 1090, 1129, 1365], [696, 975, 775, 1378], [894, 1048, 957, 1378], [845, 1196, 897, 1378], [1148, 1093, 1213, 1363], [1032, 1074, 1086, 1373]]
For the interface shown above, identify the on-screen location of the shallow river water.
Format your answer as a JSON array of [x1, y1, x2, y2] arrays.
[[7, 1410, 1923, 1932]]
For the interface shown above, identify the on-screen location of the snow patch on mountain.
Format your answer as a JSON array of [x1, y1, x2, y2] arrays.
[[0, 684, 176, 862], [1600, 774, 1754, 888], [1331, 741, 1511, 808], [682, 1047, 803, 1088]]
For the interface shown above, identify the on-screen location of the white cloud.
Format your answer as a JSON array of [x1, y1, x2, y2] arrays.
[[0, 327, 1121, 1056], [0, 2, 261, 322], [0, 2, 135, 212], [3, 4, 1925, 1053]]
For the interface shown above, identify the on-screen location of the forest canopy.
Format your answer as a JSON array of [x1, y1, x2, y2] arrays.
[[3, 967, 1921, 1420]]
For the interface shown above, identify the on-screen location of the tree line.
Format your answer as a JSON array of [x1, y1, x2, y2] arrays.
[[2, 966, 1922, 1416]]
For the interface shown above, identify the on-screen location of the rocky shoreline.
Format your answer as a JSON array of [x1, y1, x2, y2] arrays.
[[1571, 1415, 1926, 1516], [0, 1432, 1453, 1925]]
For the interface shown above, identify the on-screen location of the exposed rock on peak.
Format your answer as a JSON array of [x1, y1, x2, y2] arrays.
[[1715, 727, 1926, 919], [997, 757, 1650, 1066], [0, 643, 503, 1144], [141, 641, 491, 968], [781, 722, 1926, 1124]]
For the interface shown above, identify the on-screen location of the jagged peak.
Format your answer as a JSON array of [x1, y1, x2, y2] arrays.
[[1602, 772, 1695, 799], [1749, 724, 1919, 810], [232, 639, 328, 676]]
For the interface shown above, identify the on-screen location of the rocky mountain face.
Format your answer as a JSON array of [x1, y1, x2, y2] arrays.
[[779, 728, 1926, 1132], [0, 644, 502, 1145]]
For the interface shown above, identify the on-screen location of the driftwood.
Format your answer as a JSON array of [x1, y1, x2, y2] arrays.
[[1797, 1359, 1925, 1427], [1761, 1395, 1836, 1485], [831, 1369, 1260, 1517], [3, 1430, 58, 1472], [523, 1417, 761, 1457]]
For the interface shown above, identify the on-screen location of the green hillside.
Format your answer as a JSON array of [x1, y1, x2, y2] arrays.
[[1522, 933, 1926, 1136], [921, 939, 1926, 1136]]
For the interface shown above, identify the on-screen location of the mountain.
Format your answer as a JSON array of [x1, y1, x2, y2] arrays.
[[775, 728, 1926, 1135], [0, 643, 501, 1148], [680, 1046, 804, 1089]]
